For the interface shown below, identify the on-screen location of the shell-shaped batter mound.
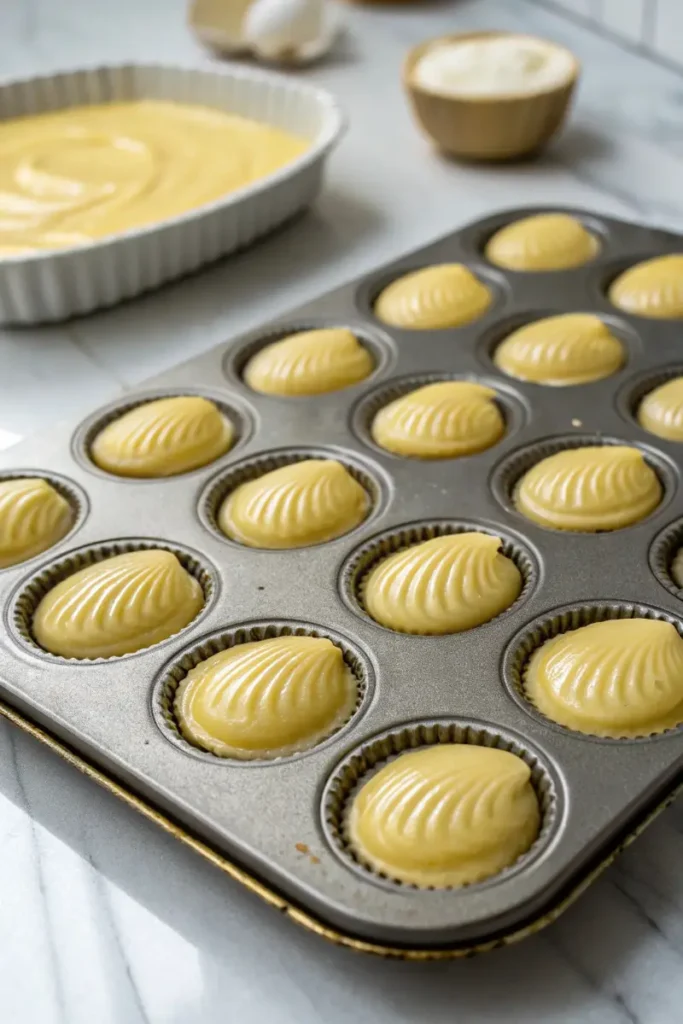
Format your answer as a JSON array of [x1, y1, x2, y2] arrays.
[[363, 533, 522, 634], [609, 255, 683, 319], [348, 745, 541, 888], [374, 264, 492, 330], [0, 478, 73, 568], [90, 396, 234, 478], [525, 618, 683, 737], [218, 459, 369, 549], [638, 377, 683, 441], [485, 214, 599, 272], [32, 550, 204, 659], [174, 635, 357, 759], [243, 328, 374, 396], [494, 314, 624, 386], [371, 381, 505, 458], [515, 446, 662, 532]]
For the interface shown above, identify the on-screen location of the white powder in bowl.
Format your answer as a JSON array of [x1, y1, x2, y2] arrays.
[[412, 35, 577, 99]]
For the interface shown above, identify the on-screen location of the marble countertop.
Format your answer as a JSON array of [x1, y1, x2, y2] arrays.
[[2, 1, 683, 1021]]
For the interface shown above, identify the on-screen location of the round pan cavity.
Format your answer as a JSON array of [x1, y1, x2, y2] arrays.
[[502, 600, 683, 742], [322, 718, 562, 891], [339, 519, 538, 633], [617, 365, 683, 435], [151, 619, 375, 765], [0, 469, 89, 573], [350, 373, 527, 458], [477, 310, 638, 383], [224, 320, 395, 393], [356, 262, 508, 330], [72, 387, 252, 482], [490, 433, 677, 530], [7, 538, 217, 664], [198, 446, 389, 549], [479, 211, 607, 274], [649, 518, 683, 599]]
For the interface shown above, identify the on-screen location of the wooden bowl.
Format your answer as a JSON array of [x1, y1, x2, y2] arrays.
[[404, 31, 580, 162]]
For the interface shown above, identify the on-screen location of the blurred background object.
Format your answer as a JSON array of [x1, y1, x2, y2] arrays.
[[190, 0, 340, 64]]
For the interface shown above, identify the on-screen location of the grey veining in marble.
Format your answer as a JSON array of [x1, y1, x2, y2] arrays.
[[2, 1, 683, 1021]]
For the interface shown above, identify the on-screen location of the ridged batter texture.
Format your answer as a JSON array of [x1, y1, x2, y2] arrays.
[[348, 745, 541, 888], [494, 314, 624, 386], [91, 396, 233, 478], [218, 459, 369, 549], [485, 214, 599, 271], [609, 255, 683, 319], [0, 478, 73, 568], [638, 377, 683, 441], [174, 635, 357, 759], [243, 328, 374, 396], [525, 618, 683, 737], [0, 100, 308, 254], [371, 381, 505, 458], [374, 264, 492, 330], [363, 533, 522, 634], [515, 446, 661, 531], [32, 549, 204, 659]]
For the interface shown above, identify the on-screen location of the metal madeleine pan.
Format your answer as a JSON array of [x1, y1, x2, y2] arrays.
[[1, 206, 683, 952], [0, 62, 345, 324]]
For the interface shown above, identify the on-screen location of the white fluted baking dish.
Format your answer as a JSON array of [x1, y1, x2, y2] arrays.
[[0, 63, 345, 324]]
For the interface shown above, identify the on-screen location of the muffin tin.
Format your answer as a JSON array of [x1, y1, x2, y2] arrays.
[[2, 205, 683, 955]]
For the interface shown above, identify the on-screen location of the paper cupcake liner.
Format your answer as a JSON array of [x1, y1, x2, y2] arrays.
[[151, 619, 375, 764], [8, 537, 217, 663], [649, 518, 683, 599], [224, 319, 394, 390], [197, 446, 386, 547], [0, 63, 344, 323], [617, 365, 683, 430], [502, 599, 683, 742], [339, 518, 538, 632], [490, 432, 676, 527], [71, 387, 252, 482], [350, 372, 525, 457], [0, 470, 89, 573], [322, 718, 560, 891]]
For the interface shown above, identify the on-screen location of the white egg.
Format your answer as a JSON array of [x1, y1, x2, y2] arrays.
[[243, 0, 335, 63]]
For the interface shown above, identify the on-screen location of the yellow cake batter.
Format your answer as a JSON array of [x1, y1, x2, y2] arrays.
[[0, 477, 73, 568], [374, 264, 492, 330], [371, 381, 505, 458], [525, 618, 683, 737], [515, 445, 661, 531], [175, 635, 357, 759], [348, 744, 540, 888], [638, 377, 683, 441], [218, 459, 369, 549], [244, 328, 374, 397], [90, 396, 234, 478], [0, 100, 308, 254], [363, 532, 522, 634], [32, 549, 203, 658], [485, 213, 599, 271], [494, 314, 624, 386], [609, 255, 683, 319]]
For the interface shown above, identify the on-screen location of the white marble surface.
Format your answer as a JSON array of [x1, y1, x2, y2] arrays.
[[2, 1, 683, 1021]]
